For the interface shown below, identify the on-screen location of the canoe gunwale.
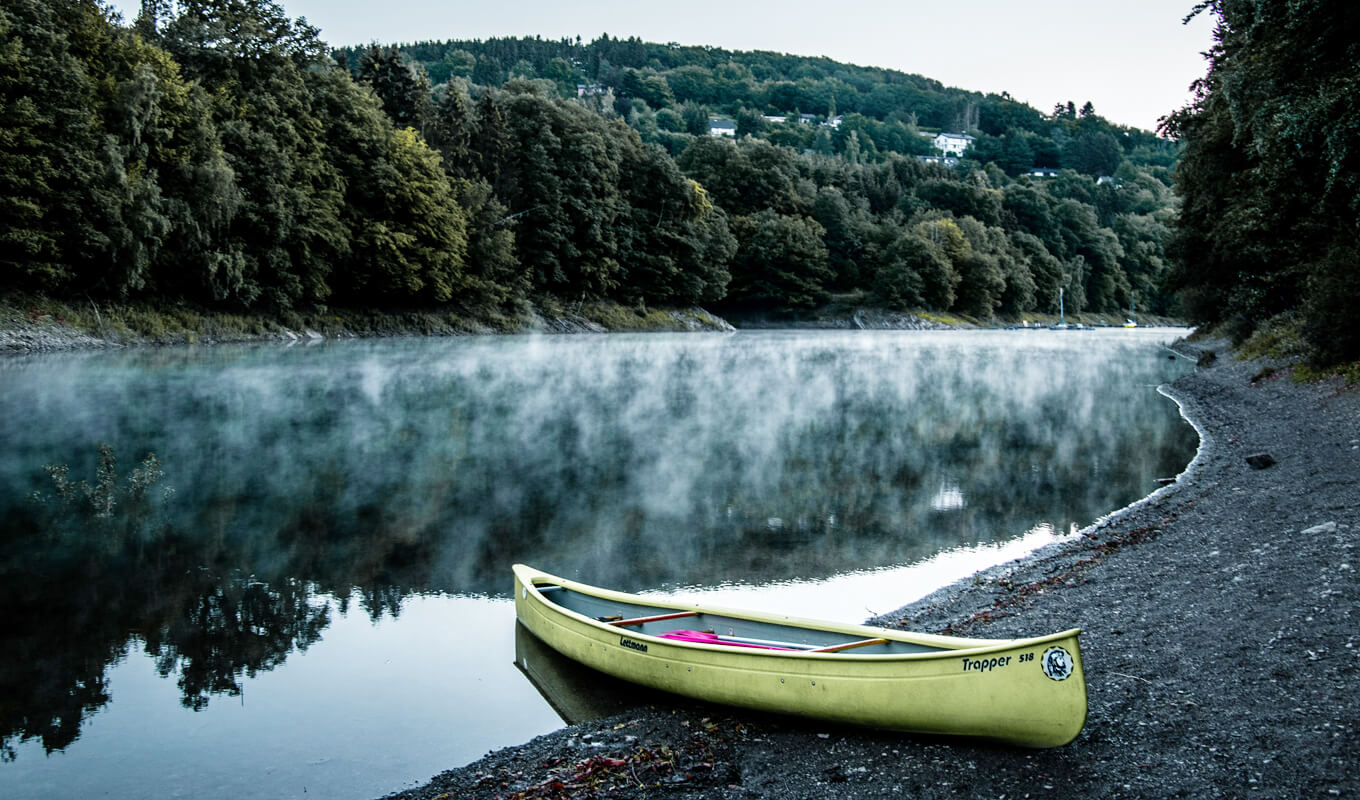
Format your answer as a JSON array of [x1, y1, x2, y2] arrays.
[[513, 563, 1080, 662]]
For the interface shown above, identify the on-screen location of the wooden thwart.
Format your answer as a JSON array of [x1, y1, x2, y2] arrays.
[[807, 637, 888, 653], [607, 611, 700, 627]]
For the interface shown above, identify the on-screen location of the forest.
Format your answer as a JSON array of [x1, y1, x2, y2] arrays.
[[0, 0, 1183, 324], [2, 1, 1354, 364], [1160, 0, 1359, 367]]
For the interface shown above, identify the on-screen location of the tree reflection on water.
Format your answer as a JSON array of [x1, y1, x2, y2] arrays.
[[0, 330, 1195, 760]]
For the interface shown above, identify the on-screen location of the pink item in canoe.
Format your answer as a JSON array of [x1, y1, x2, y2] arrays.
[[657, 630, 802, 650]]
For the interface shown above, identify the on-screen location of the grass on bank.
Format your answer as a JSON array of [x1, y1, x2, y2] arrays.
[[0, 292, 742, 348], [0, 292, 528, 346], [1214, 313, 1360, 385]]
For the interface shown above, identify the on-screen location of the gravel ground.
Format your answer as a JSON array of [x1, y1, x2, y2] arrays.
[[384, 339, 1358, 800]]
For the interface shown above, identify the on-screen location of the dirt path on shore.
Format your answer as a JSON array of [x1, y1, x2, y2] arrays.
[[385, 340, 1358, 800]]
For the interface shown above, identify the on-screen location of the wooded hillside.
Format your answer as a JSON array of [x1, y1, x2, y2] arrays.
[[3, 1, 1190, 329]]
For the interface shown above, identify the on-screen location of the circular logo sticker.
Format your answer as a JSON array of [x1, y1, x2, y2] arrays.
[[1041, 646, 1075, 681]]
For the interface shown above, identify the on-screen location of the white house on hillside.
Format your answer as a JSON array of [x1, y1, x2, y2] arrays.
[[762, 113, 843, 128], [708, 118, 736, 137], [933, 132, 975, 155]]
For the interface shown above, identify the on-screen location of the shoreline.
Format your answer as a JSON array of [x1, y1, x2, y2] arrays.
[[0, 293, 1179, 355], [384, 339, 1358, 799]]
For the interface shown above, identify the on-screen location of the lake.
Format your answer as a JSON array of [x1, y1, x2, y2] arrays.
[[0, 328, 1195, 799]]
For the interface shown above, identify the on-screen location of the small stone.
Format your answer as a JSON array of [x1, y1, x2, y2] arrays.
[[1245, 452, 1276, 469]]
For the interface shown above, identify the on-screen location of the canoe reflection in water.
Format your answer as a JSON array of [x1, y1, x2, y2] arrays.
[[514, 621, 665, 726]]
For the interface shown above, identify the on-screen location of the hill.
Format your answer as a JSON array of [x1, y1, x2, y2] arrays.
[[338, 34, 1178, 174], [3, 1, 1180, 326]]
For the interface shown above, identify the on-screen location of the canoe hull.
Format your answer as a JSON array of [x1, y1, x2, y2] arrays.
[[513, 565, 1086, 748]]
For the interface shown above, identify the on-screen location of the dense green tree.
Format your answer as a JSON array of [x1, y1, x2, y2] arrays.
[[470, 53, 504, 86], [356, 45, 433, 135], [764, 118, 814, 150], [811, 186, 873, 289], [654, 106, 685, 134], [1164, 0, 1360, 363], [0, 0, 119, 291], [910, 217, 967, 309], [1064, 130, 1122, 177], [451, 178, 524, 308], [432, 48, 475, 83], [1052, 198, 1126, 312], [312, 66, 468, 303], [678, 100, 709, 137], [1111, 211, 1171, 314], [621, 68, 673, 108], [428, 80, 475, 178], [616, 143, 735, 304], [665, 65, 717, 105], [154, 0, 344, 308], [1011, 230, 1063, 313], [101, 30, 239, 300], [978, 94, 1046, 137], [155, 0, 326, 85], [362, 127, 469, 301], [952, 216, 1012, 318], [734, 106, 766, 138], [497, 85, 626, 297], [472, 92, 514, 197], [872, 230, 936, 310], [0, 0, 238, 301], [542, 57, 575, 93], [676, 136, 806, 217], [915, 179, 1003, 227], [726, 210, 830, 310]]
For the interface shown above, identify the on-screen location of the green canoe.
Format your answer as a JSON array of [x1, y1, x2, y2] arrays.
[[514, 564, 1087, 748]]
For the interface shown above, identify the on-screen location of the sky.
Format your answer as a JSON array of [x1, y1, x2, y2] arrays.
[[103, 0, 1217, 132]]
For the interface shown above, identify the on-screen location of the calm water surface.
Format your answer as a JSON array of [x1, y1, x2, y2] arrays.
[[0, 329, 1194, 799]]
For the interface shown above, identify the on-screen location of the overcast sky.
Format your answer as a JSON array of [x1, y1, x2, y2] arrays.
[[103, 0, 1216, 132]]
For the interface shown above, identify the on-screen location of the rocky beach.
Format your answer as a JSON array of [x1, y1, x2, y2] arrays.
[[384, 339, 1358, 800]]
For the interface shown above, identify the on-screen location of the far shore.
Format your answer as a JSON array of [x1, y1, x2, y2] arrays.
[[1, 293, 1179, 355], [383, 338, 1358, 799]]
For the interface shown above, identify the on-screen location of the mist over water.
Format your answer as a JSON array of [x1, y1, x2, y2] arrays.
[[0, 329, 1194, 799]]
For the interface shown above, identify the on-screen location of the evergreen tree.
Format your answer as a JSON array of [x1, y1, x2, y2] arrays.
[[356, 45, 433, 135], [452, 177, 525, 308], [428, 81, 476, 179], [472, 92, 513, 198]]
